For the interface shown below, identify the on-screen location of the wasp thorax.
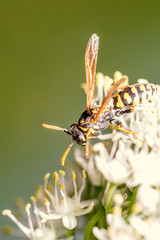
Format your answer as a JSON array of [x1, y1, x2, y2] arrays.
[[70, 123, 86, 146]]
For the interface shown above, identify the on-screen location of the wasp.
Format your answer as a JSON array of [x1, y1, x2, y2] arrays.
[[42, 34, 158, 165]]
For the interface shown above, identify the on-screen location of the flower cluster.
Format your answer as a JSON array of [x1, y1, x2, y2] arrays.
[[2, 71, 160, 240], [2, 170, 94, 239], [78, 72, 160, 239]]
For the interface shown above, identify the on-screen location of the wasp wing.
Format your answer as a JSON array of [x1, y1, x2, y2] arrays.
[[85, 34, 99, 108], [93, 78, 126, 122]]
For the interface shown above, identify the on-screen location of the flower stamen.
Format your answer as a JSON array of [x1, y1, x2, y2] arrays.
[[30, 196, 42, 229], [53, 171, 59, 208], [72, 171, 78, 202], [77, 170, 87, 203], [43, 173, 55, 208], [25, 203, 34, 237], [2, 209, 30, 238]]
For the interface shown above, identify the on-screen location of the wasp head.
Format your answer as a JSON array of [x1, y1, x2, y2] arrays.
[[70, 123, 86, 146]]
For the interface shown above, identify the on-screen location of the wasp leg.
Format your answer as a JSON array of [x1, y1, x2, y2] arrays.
[[109, 118, 151, 149], [109, 118, 122, 132], [117, 125, 138, 136], [84, 130, 93, 159], [109, 124, 115, 132], [86, 129, 100, 139], [115, 108, 135, 117], [85, 141, 89, 158], [116, 125, 151, 149], [86, 129, 92, 140], [85, 129, 101, 157], [116, 106, 159, 119]]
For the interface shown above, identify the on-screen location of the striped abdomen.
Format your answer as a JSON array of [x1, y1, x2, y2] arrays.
[[113, 83, 158, 109]]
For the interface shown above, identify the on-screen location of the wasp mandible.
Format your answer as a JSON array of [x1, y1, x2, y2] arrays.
[[42, 34, 155, 166]]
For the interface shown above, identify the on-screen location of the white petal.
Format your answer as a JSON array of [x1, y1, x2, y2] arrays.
[[95, 156, 130, 184], [88, 156, 103, 186], [34, 228, 56, 239], [62, 215, 77, 229], [39, 211, 62, 220], [74, 148, 88, 170], [127, 153, 160, 187], [93, 226, 108, 240], [80, 199, 97, 208], [75, 202, 94, 216], [130, 216, 149, 236], [147, 221, 160, 240], [137, 185, 159, 213]]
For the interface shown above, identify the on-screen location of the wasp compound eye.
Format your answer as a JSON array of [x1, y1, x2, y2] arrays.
[[70, 124, 86, 146]]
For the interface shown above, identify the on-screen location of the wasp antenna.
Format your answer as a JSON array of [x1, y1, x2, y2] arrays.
[[61, 140, 74, 166], [42, 124, 71, 135]]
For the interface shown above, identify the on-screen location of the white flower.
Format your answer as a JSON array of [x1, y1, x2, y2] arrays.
[[3, 71, 160, 240], [78, 125, 160, 187], [2, 206, 73, 240], [95, 155, 131, 185], [126, 150, 160, 187], [2, 170, 94, 238], [120, 86, 160, 150], [94, 140, 132, 185], [136, 185, 160, 214], [74, 146, 105, 186], [93, 227, 108, 240], [75, 137, 132, 186], [94, 137, 160, 187], [39, 171, 94, 230], [130, 216, 160, 240], [93, 214, 137, 240]]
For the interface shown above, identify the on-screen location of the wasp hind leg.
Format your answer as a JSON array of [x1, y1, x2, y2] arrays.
[[109, 119, 151, 149], [115, 108, 135, 117]]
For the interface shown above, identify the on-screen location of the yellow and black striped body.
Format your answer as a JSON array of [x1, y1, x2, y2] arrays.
[[113, 83, 158, 109]]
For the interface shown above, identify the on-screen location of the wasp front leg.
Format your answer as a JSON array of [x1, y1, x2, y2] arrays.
[[84, 129, 94, 159], [86, 128, 101, 139], [85, 141, 89, 158], [85, 128, 101, 158]]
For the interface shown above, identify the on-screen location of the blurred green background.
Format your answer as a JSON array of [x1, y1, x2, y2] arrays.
[[1, 0, 160, 239]]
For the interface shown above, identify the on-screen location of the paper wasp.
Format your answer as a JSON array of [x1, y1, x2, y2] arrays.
[[42, 34, 158, 165]]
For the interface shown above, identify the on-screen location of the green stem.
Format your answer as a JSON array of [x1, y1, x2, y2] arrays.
[[105, 183, 117, 217], [126, 186, 139, 222], [84, 208, 104, 240], [67, 228, 73, 237]]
